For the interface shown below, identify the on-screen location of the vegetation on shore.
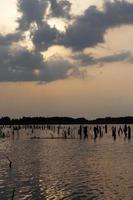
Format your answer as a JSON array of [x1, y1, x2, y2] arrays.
[[0, 116, 133, 125]]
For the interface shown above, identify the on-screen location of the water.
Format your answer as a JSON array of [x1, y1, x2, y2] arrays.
[[0, 125, 133, 200]]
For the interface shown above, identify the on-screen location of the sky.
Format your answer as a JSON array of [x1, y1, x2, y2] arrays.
[[0, 0, 133, 119]]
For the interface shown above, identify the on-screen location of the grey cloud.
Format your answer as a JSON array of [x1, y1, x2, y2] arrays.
[[103, 0, 133, 27], [0, 32, 22, 45], [0, 45, 132, 82], [10, 49, 45, 70], [41, 55, 73, 82], [49, 0, 71, 19], [97, 51, 132, 63], [2, 0, 133, 83], [17, 0, 71, 32], [0, 47, 45, 81], [0, 45, 75, 82], [72, 51, 133, 66], [16, 0, 133, 51], [59, 1, 133, 50], [17, 0, 48, 31], [60, 6, 105, 50], [71, 53, 95, 66], [32, 23, 60, 50]]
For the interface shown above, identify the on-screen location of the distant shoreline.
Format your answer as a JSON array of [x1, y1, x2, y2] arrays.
[[0, 116, 133, 125]]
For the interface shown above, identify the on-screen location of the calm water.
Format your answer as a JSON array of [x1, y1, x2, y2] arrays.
[[0, 125, 133, 200]]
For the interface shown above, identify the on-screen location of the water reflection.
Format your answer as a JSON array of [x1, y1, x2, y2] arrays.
[[0, 125, 133, 199]]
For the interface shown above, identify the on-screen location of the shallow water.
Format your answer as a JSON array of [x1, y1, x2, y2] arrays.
[[0, 125, 133, 200]]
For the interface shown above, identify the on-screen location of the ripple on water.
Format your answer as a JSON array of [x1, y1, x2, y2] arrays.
[[0, 125, 133, 200]]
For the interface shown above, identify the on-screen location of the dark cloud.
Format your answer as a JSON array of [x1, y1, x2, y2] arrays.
[[17, 0, 133, 51], [0, 45, 133, 82], [0, 47, 45, 81], [103, 0, 133, 26], [49, 0, 71, 19], [0, 32, 22, 45], [59, 1, 133, 50], [17, 0, 48, 31], [32, 22, 60, 50], [1, 0, 133, 82], [0, 45, 75, 82], [71, 53, 95, 66], [60, 5, 105, 50], [72, 51, 133, 66], [17, 0, 71, 50], [10, 49, 45, 70], [17, 0, 71, 31], [41, 55, 73, 82], [97, 51, 132, 64]]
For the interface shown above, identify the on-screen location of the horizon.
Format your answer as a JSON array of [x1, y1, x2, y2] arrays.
[[1, 115, 133, 121]]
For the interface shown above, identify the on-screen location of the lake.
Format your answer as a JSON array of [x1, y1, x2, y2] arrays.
[[0, 125, 133, 200]]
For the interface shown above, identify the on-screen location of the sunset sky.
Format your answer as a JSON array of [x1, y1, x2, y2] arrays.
[[0, 0, 133, 119]]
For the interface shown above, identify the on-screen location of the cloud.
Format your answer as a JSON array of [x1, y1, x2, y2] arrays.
[[17, 0, 133, 51], [32, 22, 60, 51], [17, 0, 48, 31], [30, 0, 133, 51], [41, 55, 74, 82], [49, 0, 71, 19], [10, 49, 45, 70], [17, 0, 71, 31], [0, 47, 45, 81], [97, 51, 133, 64], [0, 32, 22, 45], [0, 45, 75, 82], [1, 0, 133, 83], [71, 51, 133, 66], [59, 1, 133, 50], [71, 53, 95, 66], [2, 43, 131, 83]]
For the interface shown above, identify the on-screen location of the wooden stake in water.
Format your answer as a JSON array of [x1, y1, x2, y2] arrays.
[[6, 156, 12, 168], [11, 188, 15, 200]]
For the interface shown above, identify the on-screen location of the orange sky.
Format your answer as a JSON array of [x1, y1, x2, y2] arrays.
[[0, 61, 133, 119]]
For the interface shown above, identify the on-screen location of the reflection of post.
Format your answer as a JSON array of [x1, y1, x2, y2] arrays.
[[11, 188, 15, 200], [6, 156, 12, 168], [105, 125, 108, 133], [83, 126, 88, 139], [128, 126, 131, 140], [57, 126, 60, 135], [93, 126, 97, 140], [78, 125, 82, 139], [112, 126, 116, 140]]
